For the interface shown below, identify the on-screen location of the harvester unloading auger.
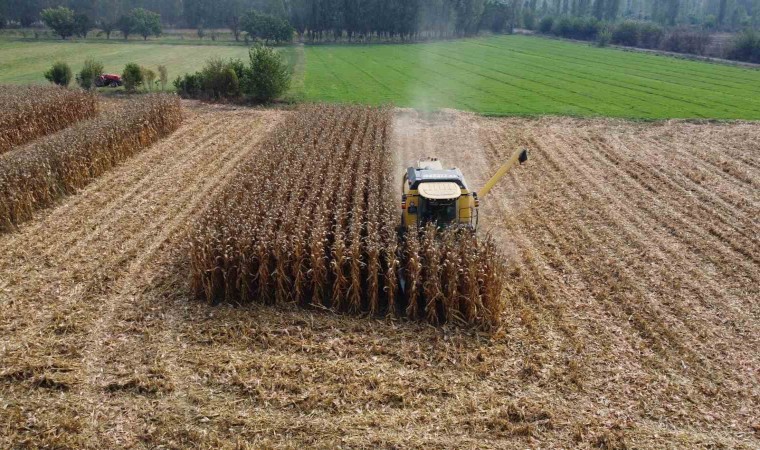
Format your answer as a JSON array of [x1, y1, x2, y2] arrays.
[[400, 148, 529, 232]]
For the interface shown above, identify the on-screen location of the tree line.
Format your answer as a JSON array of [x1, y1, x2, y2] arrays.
[[1, 0, 757, 37]]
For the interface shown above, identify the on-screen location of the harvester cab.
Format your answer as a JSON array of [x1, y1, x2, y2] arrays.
[[400, 149, 528, 232]]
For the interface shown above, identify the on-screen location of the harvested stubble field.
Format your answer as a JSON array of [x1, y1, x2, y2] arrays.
[[0, 101, 758, 449], [0, 85, 97, 154]]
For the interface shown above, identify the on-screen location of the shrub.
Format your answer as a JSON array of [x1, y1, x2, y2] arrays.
[[523, 11, 536, 30], [661, 28, 711, 55], [246, 45, 290, 102], [638, 22, 664, 49], [611, 21, 640, 47], [122, 62, 143, 92], [173, 73, 203, 98], [77, 58, 104, 90], [158, 65, 168, 91], [726, 29, 760, 63], [597, 26, 612, 47], [44, 62, 72, 86], [577, 18, 602, 40], [538, 16, 554, 34], [551, 17, 573, 37], [200, 58, 240, 99], [141, 66, 157, 91]]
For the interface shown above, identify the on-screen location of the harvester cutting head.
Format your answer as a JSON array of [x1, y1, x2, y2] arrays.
[[400, 150, 528, 232]]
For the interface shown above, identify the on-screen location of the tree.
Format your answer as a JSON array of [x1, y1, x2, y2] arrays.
[[118, 14, 135, 40], [41, 6, 76, 40], [77, 58, 104, 90], [98, 19, 115, 39], [228, 14, 242, 41], [44, 62, 72, 86], [718, 0, 729, 25], [122, 63, 143, 93], [593, 0, 606, 20], [246, 45, 290, 102], [73, 13, 93, 38], [241, 10, 293, 44], [130, 8, 162, 40]]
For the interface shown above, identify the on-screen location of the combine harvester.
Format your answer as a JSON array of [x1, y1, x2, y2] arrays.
[[400, 148, 528, 232]]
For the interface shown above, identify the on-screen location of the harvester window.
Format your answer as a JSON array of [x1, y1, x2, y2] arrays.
[[420, 199, 457, 227]]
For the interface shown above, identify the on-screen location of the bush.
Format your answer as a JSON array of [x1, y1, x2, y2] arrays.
[[77, 58, 104, 90], [726, 29, 760, 63], [611, 21, 640, 47], [141, 66, 156, 91], [551, 17, 573, 38], [200, 58, 240, 99], [158, 65, 168, 91], [538, 17, 554, 34], [660, 28, 711, 55], [173, 73, 203, 98], [246, 45, 291, 103], [174, 46, 289, 102], [523, 11, 536, 30], [638, 22, 664, 49], [44, 62, 72, 86], [122, 62, 143, 92], [597, 26, 612, 47]]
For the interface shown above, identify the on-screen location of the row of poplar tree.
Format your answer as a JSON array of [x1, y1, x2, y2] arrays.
[[1, 0, 758, 37]]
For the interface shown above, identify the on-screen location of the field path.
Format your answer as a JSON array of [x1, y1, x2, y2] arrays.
[[392, 110, 760, 448], [0, 102, 285, 447]]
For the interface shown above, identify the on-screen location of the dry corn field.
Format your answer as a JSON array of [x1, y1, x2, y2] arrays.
[[0, 101, 758, 448], [190, 105, 506, 327], [0, 85, 97, 154], [0, 94, 181, 232]]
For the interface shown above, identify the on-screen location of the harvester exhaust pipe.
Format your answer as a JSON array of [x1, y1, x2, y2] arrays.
[[477, 149, 528, 199]]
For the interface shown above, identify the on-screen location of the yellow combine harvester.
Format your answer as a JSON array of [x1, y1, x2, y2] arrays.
[[400, 149, 528, 232]]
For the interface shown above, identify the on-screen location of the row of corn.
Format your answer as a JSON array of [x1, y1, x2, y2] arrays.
[[0, 94, 182, 232], [189, 105, 506, 328], [0, 85, 97, 154]]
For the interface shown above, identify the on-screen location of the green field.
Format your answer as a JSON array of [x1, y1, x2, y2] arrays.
[[1, 35, 759, 119], [0, 39, 254, 85], [304, 35, 760, 119]]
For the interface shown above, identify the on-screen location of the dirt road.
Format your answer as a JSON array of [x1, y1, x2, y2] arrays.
[[1, 103, 758, 448]]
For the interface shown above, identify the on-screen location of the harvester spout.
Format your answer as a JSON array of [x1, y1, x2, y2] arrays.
[[477, 148, 528, 199]]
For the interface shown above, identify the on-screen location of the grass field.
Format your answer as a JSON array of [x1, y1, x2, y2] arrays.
[[2, 35, 760, 119], [304, 35, 760, 119], [0, 39, 253, 85]]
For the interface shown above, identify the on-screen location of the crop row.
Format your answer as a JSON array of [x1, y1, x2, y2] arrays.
[[189, 105, 506, 328], [0, 85, 98, 154], [0, 94, 182, 232]]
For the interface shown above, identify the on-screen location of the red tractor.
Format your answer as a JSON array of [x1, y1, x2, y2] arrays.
[[95, 74, 123, 88]]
